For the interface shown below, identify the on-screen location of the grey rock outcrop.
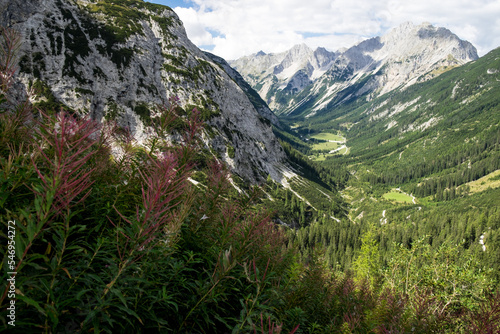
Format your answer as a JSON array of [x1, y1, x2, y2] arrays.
[[1, 0, 286, 183], [229, 43, 337, 112]]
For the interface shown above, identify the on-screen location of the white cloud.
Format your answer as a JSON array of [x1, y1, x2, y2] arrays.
[[173, 7, 214, 46], [167, 0, 500, 59]]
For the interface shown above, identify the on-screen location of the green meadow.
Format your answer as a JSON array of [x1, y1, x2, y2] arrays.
[[383, 191, 415, 203]]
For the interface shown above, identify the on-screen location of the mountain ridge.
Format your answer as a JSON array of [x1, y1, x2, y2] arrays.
[[1, 0, 289, 184], [230, 22, 478, 118]]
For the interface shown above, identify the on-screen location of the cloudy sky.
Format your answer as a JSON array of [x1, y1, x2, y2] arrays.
[[149, 0, 500, 60]]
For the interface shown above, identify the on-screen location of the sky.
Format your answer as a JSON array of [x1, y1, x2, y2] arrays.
[[148, 0, 500, 60]]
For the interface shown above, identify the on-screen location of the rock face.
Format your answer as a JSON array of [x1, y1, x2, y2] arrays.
[[230, 44, 338, 112], [204, 51, 280, 127], [1, 0, 286, 183], [230, 22, 478, 118]]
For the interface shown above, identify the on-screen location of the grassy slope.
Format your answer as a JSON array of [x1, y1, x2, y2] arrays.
[[462, 169, 500, 194], [310, 133, 346, 142], [382, 191, 415, 203]]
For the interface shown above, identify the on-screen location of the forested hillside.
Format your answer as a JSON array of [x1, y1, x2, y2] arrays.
[[276, 45, 500, 319]]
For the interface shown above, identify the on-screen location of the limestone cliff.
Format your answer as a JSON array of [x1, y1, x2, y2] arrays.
[[0, 0, 286, 183]]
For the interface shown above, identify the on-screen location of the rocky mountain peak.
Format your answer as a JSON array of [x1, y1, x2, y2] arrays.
[[2, 0, 288, 184], [231, 21, 478, 117], [375, 22, 477, 63], [288, 43, 312, 56], [312, 47, 337, 70]]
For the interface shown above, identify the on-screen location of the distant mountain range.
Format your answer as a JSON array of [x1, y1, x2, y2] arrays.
[[230, 22, 478, 118]]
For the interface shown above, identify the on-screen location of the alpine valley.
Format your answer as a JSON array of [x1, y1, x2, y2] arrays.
[[1, 0, 499, 333]]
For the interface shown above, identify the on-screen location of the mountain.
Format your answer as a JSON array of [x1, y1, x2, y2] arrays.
[[230, 22, 478, 118], [203, 51, 280, 127], [1, 0, 287, 183], [327, 45, 500, 182], [282, 45, 500, 200], [286, 44, 500, 302], [3, 2, 500, 332], [229, 43, 338, 113], [328, 43, 500, 172]]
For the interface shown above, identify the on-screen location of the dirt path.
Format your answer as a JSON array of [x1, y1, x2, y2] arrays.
[[380, 210, 387, 224], [329, 145, 347, 154]]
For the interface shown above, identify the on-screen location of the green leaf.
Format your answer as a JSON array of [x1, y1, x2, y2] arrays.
[[214, 313, 232, 330], [16, 294, 46, 316], [110, 288, 127, 307], [161, 286, 178, 312], [24, 254, 50, 269], [0, 190, 9, 208], [34, 195, 42, 218], [82, 309, 99, 329], [14, 228, 27, 263], [76, 289, 92, 300], [43, 189, 55, 215], [19, 207, 37, 242], [46, 303, 59, 329], [115, 304, 144, 325]]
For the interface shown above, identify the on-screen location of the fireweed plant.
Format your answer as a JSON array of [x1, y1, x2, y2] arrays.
[[1, 27, 499, 333], [0, 27, 295, 333]]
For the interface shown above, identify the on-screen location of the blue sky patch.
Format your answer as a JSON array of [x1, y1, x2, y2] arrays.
[[147, 0, 192, 9], [206, 28, 225, 39], [199, 44, 216, 51], [298, 31, 331, 39]]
